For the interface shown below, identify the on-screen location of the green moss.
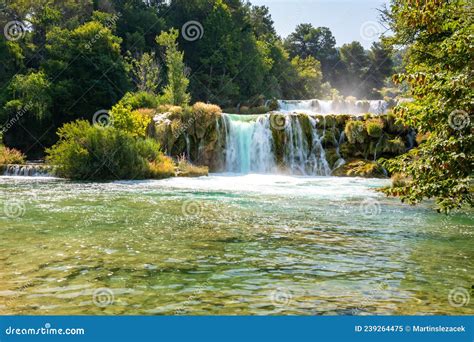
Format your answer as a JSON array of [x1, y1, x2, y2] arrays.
[[322, 129, 337, 147], [332, 159, 387, 178], [324, 148, 339, 169], [365, 118, 384, 138], [382, 137, 406, 155], [344, 120, 366, 144]]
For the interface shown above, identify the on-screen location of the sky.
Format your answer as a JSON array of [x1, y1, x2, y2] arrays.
[[250, 0, 390, 48]]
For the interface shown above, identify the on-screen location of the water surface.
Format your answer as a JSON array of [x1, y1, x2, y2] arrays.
[[0, 174, 472, 315]]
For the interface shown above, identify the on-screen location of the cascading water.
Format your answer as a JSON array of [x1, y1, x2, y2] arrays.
[[222, 114, 276, 173], [221, 113, 331, 176], [2, 164, 52, 177], [277, 99, 388, 115]]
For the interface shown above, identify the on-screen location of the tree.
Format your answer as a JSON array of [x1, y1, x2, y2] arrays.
[[382, 0, 473, 211], [336, 41, 371, 97], [366, 42, 394, 98], [284, 24, 340, 83], [128, 52, 161, 94], [289, 56, 330, 99], [156, 29, 190, 106]]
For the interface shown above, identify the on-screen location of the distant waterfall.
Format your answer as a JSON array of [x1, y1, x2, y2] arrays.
[[2, 164, 52, 177], [221, 114, 331, 176], [277, 99, 388, 115]]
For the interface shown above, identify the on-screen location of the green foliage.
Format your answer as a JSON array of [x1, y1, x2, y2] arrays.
[[46, 120, 165, 180], [382, 0, 473, 211], [5, 71, 52, 120], [118, 91, 160, 110], [156, 29, 190, 106], [109, 103, 152, 138], [127, 52, 161, 94]]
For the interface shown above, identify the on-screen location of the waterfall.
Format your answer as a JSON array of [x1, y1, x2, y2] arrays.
[[222, 114, 330, 176], [277, 99, 388, 115], [2, 164, 52, 177], [223, 114, 276, 173]]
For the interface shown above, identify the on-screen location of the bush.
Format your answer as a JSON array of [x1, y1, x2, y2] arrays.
[[0, 146, 26, 165], [110, 103, 153, 138], [177, 156, 208, 177], [47, 120, 168, 180], [148, 155, 176, 179], [366, 118, 384, 138], [119, 91, 160, 110], [192, 102, 221, 118], [344, 120, 366, 144]]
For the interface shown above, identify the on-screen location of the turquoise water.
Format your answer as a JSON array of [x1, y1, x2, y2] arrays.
[[0, 174, 472, 315]]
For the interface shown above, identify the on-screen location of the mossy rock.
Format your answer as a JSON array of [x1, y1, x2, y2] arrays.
[[332, 159, 387, 178], [382, 137, 406, 155], [365, 118, 384, 138], [322, 129, 337, 147], [335, 114, 350, 128], [297, 114, 313, 145], [344, 120, 366, 144], [324, 148, 340, 169]]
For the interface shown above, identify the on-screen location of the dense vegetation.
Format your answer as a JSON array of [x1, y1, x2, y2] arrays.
[[0, 0, 471, 211], [0, 0, 393, 157], [382, 0, 473, 212]]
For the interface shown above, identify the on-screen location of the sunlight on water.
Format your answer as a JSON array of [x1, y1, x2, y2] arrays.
[[0, 175, 472, 315]]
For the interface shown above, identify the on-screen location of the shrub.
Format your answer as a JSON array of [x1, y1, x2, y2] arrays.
[[366, 118, 384, 138], [119, 91, 160, 110], [344, 120, 366, 144], [192, 102, 221, 118], [0, 146, 26, 165], [110, 102, 152, 138], [47, 120, 168, 180], [177, 156, 208, 177], [148, 155, 176, 179]]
